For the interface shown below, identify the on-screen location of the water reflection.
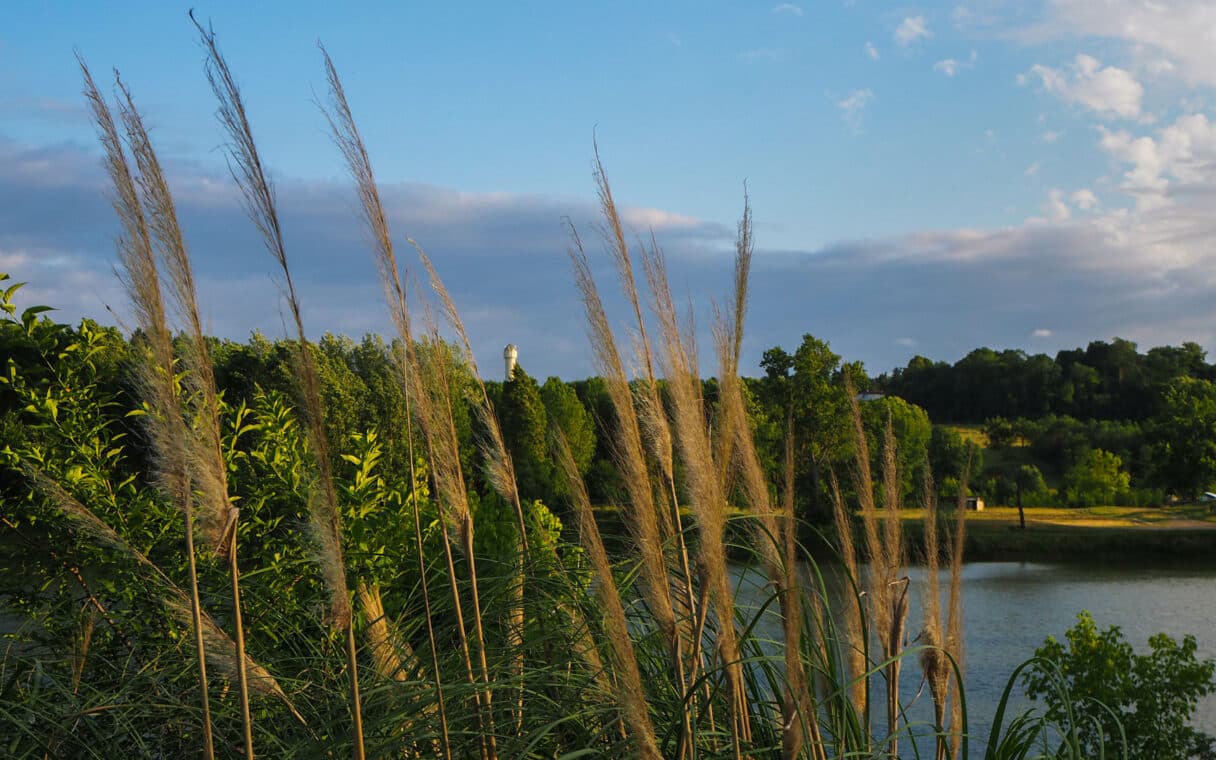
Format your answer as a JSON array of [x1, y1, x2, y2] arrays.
[[731, 561, 1216, 745]]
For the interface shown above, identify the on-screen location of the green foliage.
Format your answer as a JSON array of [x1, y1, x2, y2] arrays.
[[1016, 464, 1049, 504], [1148, 377, 1216, 496], [1064, 448, 1131, 506], [984, 417, 1018, 449], [758, 335, 854, 520], [540, 375, 595, 500], [499, 364, 553, 503], [860, 395, 931, 503], [1025, 611, 1216, 760]]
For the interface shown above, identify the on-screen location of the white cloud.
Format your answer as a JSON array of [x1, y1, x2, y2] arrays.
[[1032, 328, 1053, 338], [835, 89, 874, 128], [933, 52, 975, 77], [934, 59, 961, 77], [1045, 188, 1071, 221], [1071, 189, 1098, 210], [1098, 113, 1216, 209], [895, 16, 930, 46], [1024, 54, 1144, 120], [1041, 130, 1063, 143], [1024, 161, 1041, 177], [865, 41, 879, 60], [771, 3, 803, 16], [895, 337, 918, 347], [1046, 0, 1216, 87]]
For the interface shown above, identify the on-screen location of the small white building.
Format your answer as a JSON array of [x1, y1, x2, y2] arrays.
[[965, 496, 985, 511]]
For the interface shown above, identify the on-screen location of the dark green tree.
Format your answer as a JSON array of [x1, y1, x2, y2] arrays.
[[776, 335, 854, 520], [540, 376, 595, 500], [1147, 377, 1216, 496], [499, 364, 553, 503]]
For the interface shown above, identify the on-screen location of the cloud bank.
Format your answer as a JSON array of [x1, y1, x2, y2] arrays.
[[6, 126, 1216, 379]]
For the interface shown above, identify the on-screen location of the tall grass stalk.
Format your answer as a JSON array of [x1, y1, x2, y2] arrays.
[[192, 15, 363, 758], [414, 245, 529, 733], [554, 431, 662, 758], [317, 46, 453, 757], [404, 305, 497, 760], [711, 194, 823, 760], [589, 151, 698, 754], [641, 234, 753, 752], [567, 226, 689, 713], [79, 61, 218, 760], [118, 77, 264, 759]]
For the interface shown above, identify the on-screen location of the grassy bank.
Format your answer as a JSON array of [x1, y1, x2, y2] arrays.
[[591, 505, 1216, 565], [903, 505, 1216, 563]]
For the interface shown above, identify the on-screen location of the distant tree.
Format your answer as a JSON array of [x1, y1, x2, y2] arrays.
[[540, 376, 595, 499], [790, 335, 853, 519], [1146, 377, 1216, 497], [861, 395, 931, 504], [1064, 448, 1130, 506], [1029, 415, 1092, 479], [1014, 464, 1049, 526], [498, 364, 552, 503], [983, 416, 1017, 449], [928, 426, 967, 484], [571, 376, 618, 504]]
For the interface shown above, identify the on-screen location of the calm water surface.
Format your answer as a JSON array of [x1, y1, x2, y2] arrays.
[[732, 561, 1216, 746]]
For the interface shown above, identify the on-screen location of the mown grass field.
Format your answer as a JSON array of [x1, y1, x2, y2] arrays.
[[894, 504, 1216, 563], [899, 504, 1216, 529]]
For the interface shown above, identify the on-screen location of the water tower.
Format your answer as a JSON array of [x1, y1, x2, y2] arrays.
[[503, 344, 518, 381]]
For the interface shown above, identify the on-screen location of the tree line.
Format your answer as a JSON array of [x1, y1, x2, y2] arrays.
[[7, 311, 1216, 523]]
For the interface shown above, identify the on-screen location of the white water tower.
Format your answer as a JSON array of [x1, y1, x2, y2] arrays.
[[503, 344, 518, 381]]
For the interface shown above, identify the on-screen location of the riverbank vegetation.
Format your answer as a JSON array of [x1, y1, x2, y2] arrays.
[[3, 16, 1214, 759]]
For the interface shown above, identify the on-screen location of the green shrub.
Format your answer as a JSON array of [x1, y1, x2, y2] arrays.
[[1024, 610, 1216, 760]]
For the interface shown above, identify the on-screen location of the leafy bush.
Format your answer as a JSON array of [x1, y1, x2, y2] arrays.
[[1024, 610, 1216, 760]]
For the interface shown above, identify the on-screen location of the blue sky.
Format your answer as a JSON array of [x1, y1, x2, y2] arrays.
[[4, 1, 1216, 378]]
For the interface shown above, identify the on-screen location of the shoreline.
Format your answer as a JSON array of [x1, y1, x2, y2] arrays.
[[588, 505, 1216, 566]]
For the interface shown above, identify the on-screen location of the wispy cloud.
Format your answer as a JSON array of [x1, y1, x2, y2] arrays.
[[865, 41, 880, 60], [895, 16, 930, 46], [933, 49, 976, 77], [1071, 188, 1098, 210], [771, 3, 803, 16], [1045, 188, 1071, 221], [835, 89, 874, 128], [934, 59, 961, 76]]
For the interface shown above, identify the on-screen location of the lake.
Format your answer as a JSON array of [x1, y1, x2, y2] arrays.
[[732, 560, 1216, 748]]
